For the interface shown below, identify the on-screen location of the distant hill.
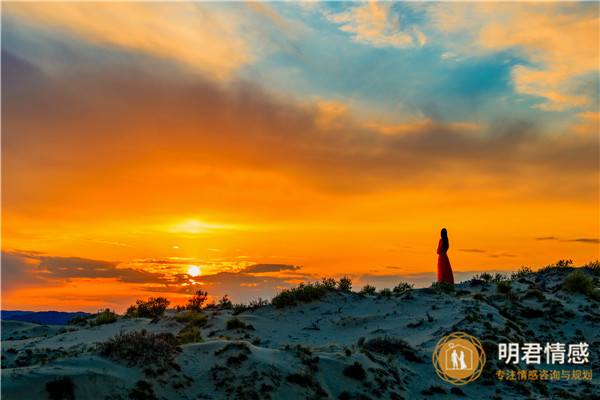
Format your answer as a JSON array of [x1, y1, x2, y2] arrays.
[[1, 311, 90, 325]]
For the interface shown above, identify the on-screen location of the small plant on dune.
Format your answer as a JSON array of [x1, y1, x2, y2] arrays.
[[232, 298, 269, 315], [126, 297, 170, 319], [473, 272, 493, 282], [338, 276, 353, 292], [322, 277, 337, 290], [226, 316, 246, 330], [129, 380, 158, 400], [563, 270, 598, 301], [218, 295, 233, 309], [377, 288, 392, 299], [343, 362, 366, 381], [186, 290, 208, 312], [97, 329, 181, 367], [511, 266, 533, 280], [584, 260, 600, 276], [271, 282, 328, 309], [432, 281, 455, 294], [89, 309, 118, 327], [539, 259, 573, 273], [66, 314, 93, 326], [360, 284, 377, 295], [178, 327, 203, 345], [496, 280, 512, 294], [523, 289, 546, 301], [174, 310, 207, 327], [46, 376, 75, 400], [392, 282, 414, 296]]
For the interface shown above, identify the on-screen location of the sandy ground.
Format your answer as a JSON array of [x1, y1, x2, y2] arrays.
[[2, 267, 599, 399]]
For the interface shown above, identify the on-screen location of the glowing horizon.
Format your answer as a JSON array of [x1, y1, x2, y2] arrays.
[[1, 2, 598, 313]]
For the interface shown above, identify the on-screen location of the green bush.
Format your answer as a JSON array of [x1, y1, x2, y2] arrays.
[[90, 309, 118, 327], [511, 266, 533, 280], [338, 276, 352, 292], [272, 282, 328, 309], [66, 314, 93, 326], [563, 270, 595, 295], [360, 284, 377, 295], [361, 336, 423, 363], [186, 290, 208, 312], [539, 259, 573, 273], [496, 280, 512, 294], [97, 329, 181, 367], [232, 298, 269, 315], [523, 289, 546, 301], [174, 310, 207, 327], [179, 327, 203, 345], [473, 272, 493, 282], [46, 376, 74, 400], [226, 316, 246, 330], [377, 288, 392, 299], [218, 295, 232, 309], [126, 297, 170, 319], [584, 260, 600, 276], [393, 282, 414, 295], [321, 278, 337, 290], [432, 281, 455, 294], [343, 362, 366, 381]]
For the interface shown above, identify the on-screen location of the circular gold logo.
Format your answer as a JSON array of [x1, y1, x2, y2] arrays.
[[432, 332, 486, 385]]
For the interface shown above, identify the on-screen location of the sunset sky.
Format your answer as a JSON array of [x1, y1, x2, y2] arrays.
[[2, 2, 598, 312]]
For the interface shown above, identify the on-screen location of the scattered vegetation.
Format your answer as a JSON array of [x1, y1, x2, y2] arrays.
[[361, 336, 423, 363], [563, 270, 599, 301], [511, 266, 533, 280], [178, 327, 203, 345], [226, 316, 247, 330], [218, 295, 232, 309], [338, 276, 353, 292], [584, 260, 600, 276], [45, 376, 75, 400], [523, 289, 546, 301], [496, 280, 513, 294], [186, 290, 208, 312], [473, 272, 506, 283], [343, 362, 366, 381], [97, 329, 181, 367], [125, 297, 170, 319], [360, 284, 377, 295], [232, 298, 269, 315], [321, 277, 337, 290], [272, 282, 327, 309], [65, 314, 94, 326], [539, 259, 573, 273], [129, 380, 158, 400], [377, 288, 393, 299], [89, 309, 118, 327], [432, 281, 455, 294], [174, 310, 207, 327], [392, 282, 414, 295]]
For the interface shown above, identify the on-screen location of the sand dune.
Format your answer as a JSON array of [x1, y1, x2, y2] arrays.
[[2, 267, 598, 399]]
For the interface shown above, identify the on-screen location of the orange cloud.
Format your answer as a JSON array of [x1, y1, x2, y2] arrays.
[[3, 2, 254, 79]]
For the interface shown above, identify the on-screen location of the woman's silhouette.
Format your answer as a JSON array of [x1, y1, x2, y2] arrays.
[[437, 228, 454, 284]]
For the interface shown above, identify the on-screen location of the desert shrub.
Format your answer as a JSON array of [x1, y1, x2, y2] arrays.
[[377, 288, 392, 299], [322, 277, 337, 290], [90, 309, 118, 327], [523, 289, 546, 301], [272, 282, 328, 309], [179, 327, 203, 345], [432, 281, 455, 294], [496, 280, 512, 294], [226, 316, 246, 330], [511, 266, 533, 280], [563, 270, 595, 296], [474, 272, 493, 282], [584, 260, 600, 276], [97, 329, 181, 367], [232, 298, 269, 315], [186, 290, 208, 312], [539, 259, 573, 273], [286, 372, 314, 387], [393, 282, 414, 295], [65, 314, 93, 326], [338, 276, 353, 292], [360, 285, 377, 295], [126, 297, 170, 319], [343, 362, 366, 381], [46, 376, 74, 400], [174, 310, 207, 327], [129, 380, 158, 400], [362, 336, 423, 363], [218, 295, 232, 309]]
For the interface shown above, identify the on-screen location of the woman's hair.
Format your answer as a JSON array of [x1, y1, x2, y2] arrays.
[[441, 228, 449, 251]]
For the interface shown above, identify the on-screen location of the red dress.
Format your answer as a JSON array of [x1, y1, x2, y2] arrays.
[[437, 239, 454, 284]]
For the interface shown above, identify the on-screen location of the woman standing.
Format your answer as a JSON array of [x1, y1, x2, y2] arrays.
[[437, 228, 454, 284]]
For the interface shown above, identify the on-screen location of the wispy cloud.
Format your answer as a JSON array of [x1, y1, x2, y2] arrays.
[[326, 2, 426, 49]]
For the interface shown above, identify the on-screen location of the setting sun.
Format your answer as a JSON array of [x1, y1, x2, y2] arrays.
[[187, 265, 201, 277]]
